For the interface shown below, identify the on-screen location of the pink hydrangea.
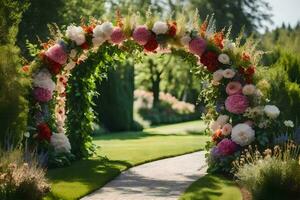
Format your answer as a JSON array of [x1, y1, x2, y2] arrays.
[[33, 87, 53, 102], [110, 27, 125, 44], [225, 94, 249, 114], [132, 25, 151, 45], [226, 81, 242, 95], [189, 37, 206, 56], [217, 138, 238, 156], [45, 44, 68, 65]]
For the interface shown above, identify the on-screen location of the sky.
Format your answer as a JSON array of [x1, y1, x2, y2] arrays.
[[266, 0, 300, 30]]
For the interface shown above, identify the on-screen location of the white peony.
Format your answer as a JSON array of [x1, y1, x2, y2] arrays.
[[180, 35, 191, 46], [217, 115, 229, 126], [284, 120, 294, 128], [50, 133, 71, 153], [66, 25, 86, 45], [231, 123, 255, 146], [152, 21, 168, 35], [33, 69, 55, 92], [264, 105, 280, 119], [100, 22, 114, 37], [218, 53, 230, 64], [213, 69, 224, 82], [242, 84, 256, 96], [92, 22, 114, 46], [210, 121, 221, 131], [223, 39, 236, 51], [222, 69, 236, 79]]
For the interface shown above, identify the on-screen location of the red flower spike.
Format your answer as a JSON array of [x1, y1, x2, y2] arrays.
[[144, 35, 158, 52], [37, 123, 52, 142], [168, 22, 177, 37], [213, 32, 224, 49], [200, 51, 219, 72], [80, 42, 89, 50]]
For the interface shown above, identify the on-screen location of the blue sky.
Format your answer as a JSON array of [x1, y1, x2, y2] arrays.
[[266, 0, 300, 30]]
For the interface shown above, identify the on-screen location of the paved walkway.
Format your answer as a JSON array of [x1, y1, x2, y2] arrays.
[[81, 151, 207, 200]]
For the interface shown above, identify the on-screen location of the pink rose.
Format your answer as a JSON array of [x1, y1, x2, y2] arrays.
[[110, 27, 125, 44], [45, 44, 68, 65], [132, 25, 151, 45], [225, 94, 249, 114], [217, 138, 238, 156], [222, 123, 232, 136], [226, 81, 242, 95], [189, 37, 206, 56], [33, 87, 53, 102]]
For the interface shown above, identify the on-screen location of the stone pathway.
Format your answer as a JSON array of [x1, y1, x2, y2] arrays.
[[81, 151, 207, 200]]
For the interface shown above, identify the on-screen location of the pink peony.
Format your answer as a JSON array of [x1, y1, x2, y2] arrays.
[[189, 37, 207, 56], [45, 44, 68, 65], [225, 94, 249, 114], [217, 138, 238, 156], [110, 27, 125, 44], [222, 123, 232, 136], [33, 87, 53, 102], [226, 81, 242, 95], [132, 25, 151, 45]]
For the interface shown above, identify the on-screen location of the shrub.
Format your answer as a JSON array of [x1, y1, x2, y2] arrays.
[[233, 142, 300, 200], [134, 89, 200, 125], [0, 149, 50, 200], [257, 51, 300, 122], [0, 44, 29, 146]]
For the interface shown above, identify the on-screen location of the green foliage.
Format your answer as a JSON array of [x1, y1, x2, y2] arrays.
[[0, 44, 29, 147], [257, 51, 300, 122], [67, 44, 126, 157], [0, 148, 50, 200]]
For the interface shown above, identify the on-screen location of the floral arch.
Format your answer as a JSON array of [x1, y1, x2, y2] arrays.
[[26, 12, 281, 172]]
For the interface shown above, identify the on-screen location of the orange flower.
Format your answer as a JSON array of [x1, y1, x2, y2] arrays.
[[200, 21, 208, 37], [242, 52, 251, 62], [213, 32, 224, 49], [22, 65, 30, 73], [212, 129, 223, 142]]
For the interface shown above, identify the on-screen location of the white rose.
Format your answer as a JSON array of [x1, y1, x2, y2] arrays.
[[66, 25, 86, 45], [231, 123, 255, 146], [50, 133, 71, 153], [33, 69, 56, 92], [242, 84, 256, 96], [264, 105, 280, 119], [217, 115, 229, 126], [222, 69, 236, 79], [224, 39, 236, 51], [284, 120, 294, 128], [180, 35, 191, 46], [213, 70, 224, 82], [218, 53, 230, 64], [152, 21, 168, 35]]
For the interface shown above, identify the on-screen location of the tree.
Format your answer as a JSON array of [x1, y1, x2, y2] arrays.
[[188, 0, 273, 36]]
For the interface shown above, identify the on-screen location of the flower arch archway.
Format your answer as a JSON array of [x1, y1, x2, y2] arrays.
[[27, 13, 281, 172]]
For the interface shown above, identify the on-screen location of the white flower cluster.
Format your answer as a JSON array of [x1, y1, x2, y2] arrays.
[[66, 25, 86, 45], [92, 22, 114, 47], [152, 21, 168, 35], [264, 105, 280, 119], [33, 69, 55, 92], [50, 133, 71, 153], [231, 123, 255, 146], [284, 120, 294, 128]]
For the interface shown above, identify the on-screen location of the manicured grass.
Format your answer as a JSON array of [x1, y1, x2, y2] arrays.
[[45, 120, 209, 200], [179, 174, 242, 200]]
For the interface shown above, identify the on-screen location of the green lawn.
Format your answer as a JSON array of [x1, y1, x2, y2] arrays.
[[45, 120, 209, 200], [179, 175, 242, 200]]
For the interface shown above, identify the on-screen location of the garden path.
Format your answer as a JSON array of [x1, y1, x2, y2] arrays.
[[81, 151, 207, 200]]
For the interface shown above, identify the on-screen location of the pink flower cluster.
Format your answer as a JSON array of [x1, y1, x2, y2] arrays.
[[33, 87, 53, 102], [189, 37, 206, 56], [45, 44, 68, 65], [225, 94, 249, 114], [217, 138, 238, 156]]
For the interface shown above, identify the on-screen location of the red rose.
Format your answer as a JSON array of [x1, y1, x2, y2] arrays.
[[144, 35, 158, 52], [80, 42, 89, 50], [37, 123, 52, 142], [168, 22, 177, 37], [200, 51, 219, 72], [44, 56, 62, 75], [245, 66, 255, 75]]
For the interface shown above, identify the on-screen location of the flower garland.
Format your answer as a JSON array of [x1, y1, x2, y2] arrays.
[[25, 13, 284, 171]]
